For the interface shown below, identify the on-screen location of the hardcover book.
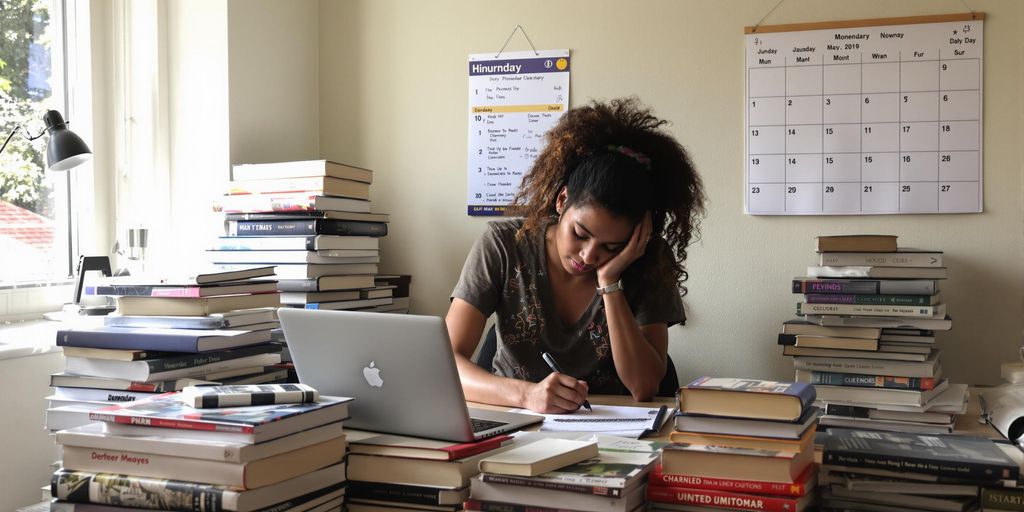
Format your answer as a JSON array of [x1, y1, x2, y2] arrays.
[[64, 344, 282, 381], [213, 193, 370, 214], [103, 308, 278, 330], [89, 280, 278, 298], [61, 436, 346, 489], [57, 326, 275, 353], [226, 218, 388, 238], [347, 443, 513, 488], [777, 333, 878, 351], [647, 482, 816, 511], [97, 267, 276, 286], [225, 210, 390, 223], [346, 481, 469, 507], [468, 476, 647, 512], [115, 293, 281, 317], [50, 464, 346, 512], [674, 407, 820, 440], [791, 352, 941, 378], [275, 275, 376, 292], [815, 234, 897, 253], [211, 234, 380, 251], [678, 377, 815, 422], [226, 176, 369, 200], [89, 393, 353, 443], [791, 278, 939, 296], [648, 463, 816, 498], [822, 428, 1019, 481], [49, 373, 216, 393], [804, 292, 940, 306], [56, 421, 345, 463], [661, 443, 815, 484], [348, 431, 512, 461], [781, 319, 880, 339], [818, 250, 943, 267], [795, 369, 938, 390], [808, 265, 947, 279], [804, 313, 953, 331], [797, 301, 946, 318], [478, 438, 599, 477], [231, 159, 373, 183]]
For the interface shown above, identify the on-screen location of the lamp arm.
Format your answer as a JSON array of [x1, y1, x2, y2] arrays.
[[0, 124, 47, 155]]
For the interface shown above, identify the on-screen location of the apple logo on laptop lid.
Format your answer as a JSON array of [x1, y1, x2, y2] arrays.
[[363, 361, 384, 387]]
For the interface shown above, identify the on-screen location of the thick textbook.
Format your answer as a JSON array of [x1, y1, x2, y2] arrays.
[[647, 483, 816, 511], [797, 301, 945, 318], [781, 319, 881, 339], [661, 443, 815, 484], [468, 477, 647, 512], [811, 379, 949, 406], [678, 377, 814, 422], [179, 383, 318, 408], [668, 425, 815, 453], [823, 428, 1019, 481], [818, 250, 943, 267], [57, 326, 274, 353], [348, 431, 512, 461], [50, 464, 346, 512], [56, 421, 345, 463], [103, 308, 277, 329], [792, 278, 939, 295], [63, 343, 282, 381], [478, 438, 598, 477], [226, 218, 387, 237], [226, 176, 369, 200], [815, 234, 897, 252], [232, 159, 373, 182], [674, 407, 820, 440], [346, 481, 469, 507], [777, 333, 878, 351], [89, 280, 278, 298], [347, 443, 514, 488], [648, 463, 816, 498], [61, 436, 346, 489], [89, 393, 353, 443], [115, 293, 281, 317]]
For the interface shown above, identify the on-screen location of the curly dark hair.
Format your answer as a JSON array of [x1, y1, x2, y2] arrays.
[[508, 97, 706, 293]]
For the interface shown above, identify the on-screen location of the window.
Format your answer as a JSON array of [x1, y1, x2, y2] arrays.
[[0, 0, 73, 284]]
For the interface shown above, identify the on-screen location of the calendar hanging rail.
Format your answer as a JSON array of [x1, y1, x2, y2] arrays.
[[747, 11, 984, 35]]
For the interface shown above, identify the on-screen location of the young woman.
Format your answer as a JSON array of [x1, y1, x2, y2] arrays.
[[447, 97, 706, 413]]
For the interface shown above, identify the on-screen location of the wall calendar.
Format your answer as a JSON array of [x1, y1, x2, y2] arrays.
[[744, 14, 983, 215]]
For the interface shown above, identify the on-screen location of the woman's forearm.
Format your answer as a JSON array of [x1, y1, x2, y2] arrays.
[[602, 290, 667, 400]]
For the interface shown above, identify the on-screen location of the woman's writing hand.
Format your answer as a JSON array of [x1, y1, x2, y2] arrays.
[[523, 372, 590, 413], [596, 211, 652, 287]]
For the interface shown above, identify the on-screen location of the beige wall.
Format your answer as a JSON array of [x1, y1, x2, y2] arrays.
[[317, 0, 1024, 386]]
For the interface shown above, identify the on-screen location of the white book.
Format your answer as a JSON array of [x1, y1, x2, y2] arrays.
[[64, 352, 281, 382], [208, 250, 378, 265], [231, 160, 373, 183], [792, 352, 940, 378], [812, 379, 950, 407], [304, 297, 393, 311], [808, 265, 947, 279], [217, 263, 377, 279], [478, 438, 598, 477], [56, 421, 345, 463], [211, 236, 380, 251], [818, 250, 943, 268]]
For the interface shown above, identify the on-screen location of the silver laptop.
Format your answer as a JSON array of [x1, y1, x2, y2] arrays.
[[278, 308, 543, 442]]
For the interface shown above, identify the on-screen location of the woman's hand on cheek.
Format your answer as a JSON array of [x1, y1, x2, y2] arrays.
[[596, 212, 652, 286]]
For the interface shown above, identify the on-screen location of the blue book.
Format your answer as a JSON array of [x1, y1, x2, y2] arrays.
[[678, 377, 816, 422], [57, 326, 274, 353]]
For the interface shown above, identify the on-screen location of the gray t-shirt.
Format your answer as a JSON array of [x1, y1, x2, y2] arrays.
[[451, 218, 686, 395]]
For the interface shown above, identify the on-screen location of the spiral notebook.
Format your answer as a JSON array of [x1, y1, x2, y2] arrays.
[[510, 404, 675, 438]]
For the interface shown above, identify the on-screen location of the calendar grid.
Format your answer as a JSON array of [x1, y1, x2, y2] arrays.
[[745, 17, 982, 215]]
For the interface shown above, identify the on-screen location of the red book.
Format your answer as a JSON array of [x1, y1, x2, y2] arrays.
[[649, 464, 816, 498], [647, 484, 816, 512], [349, 432, 513, 461], [89, 392, 352, 443]]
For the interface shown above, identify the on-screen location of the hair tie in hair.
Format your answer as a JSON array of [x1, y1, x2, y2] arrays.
[[606, 144, 652, 170]]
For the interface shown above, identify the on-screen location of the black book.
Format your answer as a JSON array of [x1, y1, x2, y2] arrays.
[[823, 428, 1019, 482], [346, 481, 468, 507], [226, 218, 388, 237]]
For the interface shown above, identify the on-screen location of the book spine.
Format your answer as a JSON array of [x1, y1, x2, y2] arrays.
[[805, 293, 933, 306], [792, 279, 881, 294], [792, 357, 934, 378], [647, 484, 801, 511], [822, 449, 1018, 481], [102, 316, 227, 329], [648, 468, 808, 497], [51, 469, 233, 512], [797, 302, 937, 318], [93, 285, 203, 297], [143, 344, 280, 373], [981, 488, 1024, 511], [275, 279, 321, 292], [57, 329, 201, 352], [464, 499, 580, 512], [227, 219, 318, 236], [62, 446, 246, 488], [88, 411, 255, 434], [818, 253, 943, 267], [807, 371, 933, 390], [479, 473, 620, 498], [346, 481, 447, 507]]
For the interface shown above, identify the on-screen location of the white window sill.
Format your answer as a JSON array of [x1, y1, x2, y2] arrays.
[[0, 314, 105, 361]]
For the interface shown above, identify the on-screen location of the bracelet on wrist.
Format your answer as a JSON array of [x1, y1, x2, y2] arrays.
[[596, 279, 624, 295]]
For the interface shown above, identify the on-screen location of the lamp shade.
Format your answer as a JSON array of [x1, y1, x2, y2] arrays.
[[43, 110, 92, 171]]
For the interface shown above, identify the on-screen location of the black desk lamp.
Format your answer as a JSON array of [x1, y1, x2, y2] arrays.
[[0, 109, 92, 171]]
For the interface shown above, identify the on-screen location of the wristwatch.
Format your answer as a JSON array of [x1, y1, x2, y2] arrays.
[[596, 279, 624, 295]]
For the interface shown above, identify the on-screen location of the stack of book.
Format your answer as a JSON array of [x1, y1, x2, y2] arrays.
[[212, 159, 402, 313], [649, 377, 819, 512], [46, 267, 285, 432], [48, 389, 353, 511], [820, 428, 1020, 511], [343, 430, 516, 511], [783, 234, 968, 435], [466, 435, 660, 512]]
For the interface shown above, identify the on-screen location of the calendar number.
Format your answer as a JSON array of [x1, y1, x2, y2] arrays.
[[787, 186, 797, 193], [941, 155, 951, 162], [825, 186, 835, 193], [751, 158, 760, 165], [902, 185, 911, 192], [751, 186, 760, 193], [941, 185, 951, 192], [864, 186, 873, 192]]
